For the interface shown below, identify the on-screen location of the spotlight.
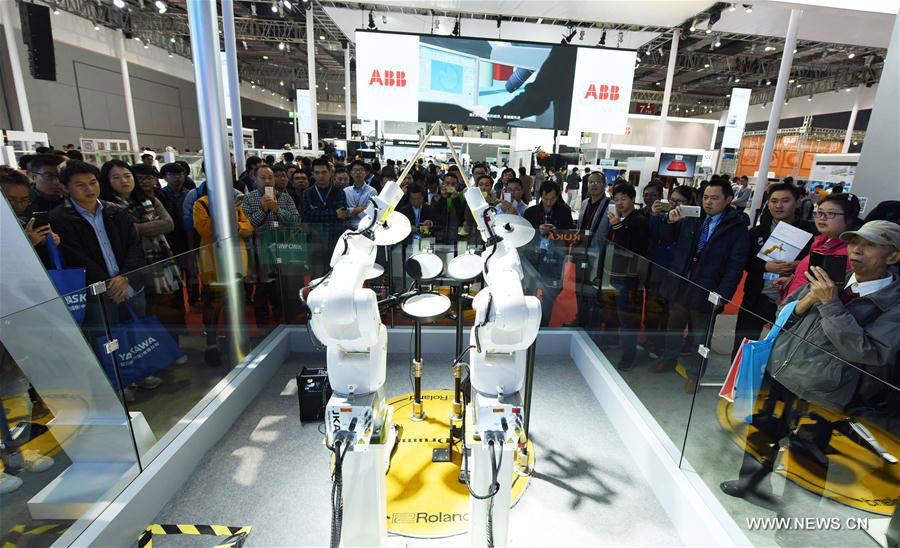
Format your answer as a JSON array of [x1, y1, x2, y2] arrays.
[[788, 79, 795, 83], [690, 19, 698, 32], [599, 29, 606, 46], [278, 42, 285, 50], [171, 36, 176, 43], [271, 1, 278, 13], [113, 0, 125, 8], [280, 80, 284, 86], [705, 27, 712, 34], [734, 78, 740, 83], [714, 34, 722, 48], [154, 0, 166, 14], [764, 43, 775, 52], [319, 34, 324, 40], [846, 87, 853, 92], [655, 81, 660, 86], [262, 55, 269, 60], [283, 0, 292, 8], [766, 79, 772, 85], [251, 84, 256, 89], [744, 4, 753, 13], [847, 52, 855, 59], [704, 63, 710, 68], [134, 35, 141, 42], [367, 11, 377, 30]]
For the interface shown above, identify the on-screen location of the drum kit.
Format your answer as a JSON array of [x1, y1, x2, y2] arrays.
[[381, 217, 535, 423]]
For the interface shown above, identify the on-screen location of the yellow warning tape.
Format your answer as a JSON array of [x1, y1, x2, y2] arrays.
[[1, 523, 69, 547], [138, 524, 252, 548]]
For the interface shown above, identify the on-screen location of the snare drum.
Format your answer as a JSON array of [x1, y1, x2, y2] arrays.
[[400, 292, 451, 323], [407, 251, 444, 281], [447, 251, 484, 282]]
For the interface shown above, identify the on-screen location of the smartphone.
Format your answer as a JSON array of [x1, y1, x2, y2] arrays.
[[608, 204, 618, 215], [658, 200, 672, 212], [503, 192, 512, 202], [31, 211, 49, 228], [681, 205, 702, 218], [809, 252, 847, 285], [264, 186, 275, 199]]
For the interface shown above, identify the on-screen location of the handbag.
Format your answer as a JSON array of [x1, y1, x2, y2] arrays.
[[96, 304, 185, 386], [46, 237, 87, 324], [731, 301, 798, 423]]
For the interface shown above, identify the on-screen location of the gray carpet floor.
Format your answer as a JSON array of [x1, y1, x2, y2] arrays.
[[155, 351, 681, 547]]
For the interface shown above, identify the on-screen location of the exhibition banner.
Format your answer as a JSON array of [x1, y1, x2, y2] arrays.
[[296, 89, 313, 133], [722, 87, 752, 149], [354, 31, 636, 133]]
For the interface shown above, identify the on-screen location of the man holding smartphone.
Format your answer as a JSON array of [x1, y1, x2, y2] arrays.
[[1, 167, 60, 267], [652, 179, 749, 393]]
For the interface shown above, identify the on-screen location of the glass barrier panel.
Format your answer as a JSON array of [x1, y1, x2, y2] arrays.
[[0, 293, 141, 545], [517, 226, 717, 458], [92, 236, 272, 468], [683, 290, 900, 547]]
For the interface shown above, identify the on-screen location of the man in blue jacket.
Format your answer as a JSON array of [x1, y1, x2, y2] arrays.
[[650, 179, 750, 393]]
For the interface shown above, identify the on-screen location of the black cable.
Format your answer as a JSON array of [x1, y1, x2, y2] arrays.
[[474, 294, 493, 354], [329, 438, 349, 548]]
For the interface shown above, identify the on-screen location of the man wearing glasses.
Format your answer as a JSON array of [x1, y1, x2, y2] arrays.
[[27, 154, 66, 212]]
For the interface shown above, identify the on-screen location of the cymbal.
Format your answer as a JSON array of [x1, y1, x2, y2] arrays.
[[372, 211, 412, 246], [492, 214, 536, 247]]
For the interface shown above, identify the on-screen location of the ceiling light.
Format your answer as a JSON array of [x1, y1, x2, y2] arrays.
[[368, 11, 377, 30], [655, 81, 660, 86], [170, 36, 176, 43], [271, 1, 278, 13], [705, 27, 712, 35], [788, 79, 795, 83], [280, 81, 284, 86], [251, 84, 256, 89], [766, 79, 772, 85], [113, 0, 125, 7], [846, 87, 853, 92], [283, 0, 292, 8], [52, 5, 60, 15], [734, 78, 740, 83], [319, 35, 325, 40], [764, 44, 775, 52], [278, 42, 285, 50], [744, 4, 753, 13], [154, 1, 166, 14], [853, 141, 858, 145], [325, 83, 328, 90], [847, 52, 855, 59], [726, 93, 731, 97], [704, 63, 710, 68], [134, 36, 142, 42], [262, 55, 269, 60], [690, 19, 698, 32], [714, 35, 722, 48], [793, 48, 797, 54], [242, 40, 248, 50]]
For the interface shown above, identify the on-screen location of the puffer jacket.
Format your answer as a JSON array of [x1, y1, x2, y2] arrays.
[[768, 275, 900, 410]]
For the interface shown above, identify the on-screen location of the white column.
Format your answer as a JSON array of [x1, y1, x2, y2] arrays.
[[344, 44, 351, 141], [186, 0, 249, 360], [1, 0, 33, 132], [222, 0, 246, 174], [749, 9, 802, 223], [654, 29, 680, 163], [841, 84, 864, 154], [116, 31, 140, 152], [605, 132, 613, 159], [306, 13, 319, 156]]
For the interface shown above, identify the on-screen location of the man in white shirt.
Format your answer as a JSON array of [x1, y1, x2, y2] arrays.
[[344, 159, 377, 229]]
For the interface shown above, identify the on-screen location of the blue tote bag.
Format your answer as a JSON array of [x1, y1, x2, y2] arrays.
[[97, 304, 185, 386], [46, 237, 87, 324], [732, 300, 798, 423]]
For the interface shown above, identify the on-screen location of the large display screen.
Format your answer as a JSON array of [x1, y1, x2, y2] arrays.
[[658, 153, 698, 178], [355, 31, 636, 134]]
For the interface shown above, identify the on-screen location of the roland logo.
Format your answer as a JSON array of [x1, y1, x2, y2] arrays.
[[408, 394, 449, 401], [584, 84, 620, 101], [392, 512, 469, 524], [369, 69, 407, 87], [330, 409, 341, 433]]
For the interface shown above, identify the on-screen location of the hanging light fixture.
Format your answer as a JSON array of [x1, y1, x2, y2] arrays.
[[271, 1, 278, 13], [113, 0, 126, 8], [154, 1, 166, 14], [278, 42, 285, 50]]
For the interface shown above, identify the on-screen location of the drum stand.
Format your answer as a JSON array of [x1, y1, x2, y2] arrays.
[[411, 318, 426, 422]]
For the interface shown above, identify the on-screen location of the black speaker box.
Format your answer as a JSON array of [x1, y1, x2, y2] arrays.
[[297, 367, 331, 423], [19, 2, 56, 81]]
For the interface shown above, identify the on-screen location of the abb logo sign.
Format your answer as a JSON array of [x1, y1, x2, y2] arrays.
[[584, 84, 620, 101], [369, 69, 407, 87]]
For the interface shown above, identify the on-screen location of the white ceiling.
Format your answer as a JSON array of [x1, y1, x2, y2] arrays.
[[356, 0, 715, 28], [331, 0, 897, 49]]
